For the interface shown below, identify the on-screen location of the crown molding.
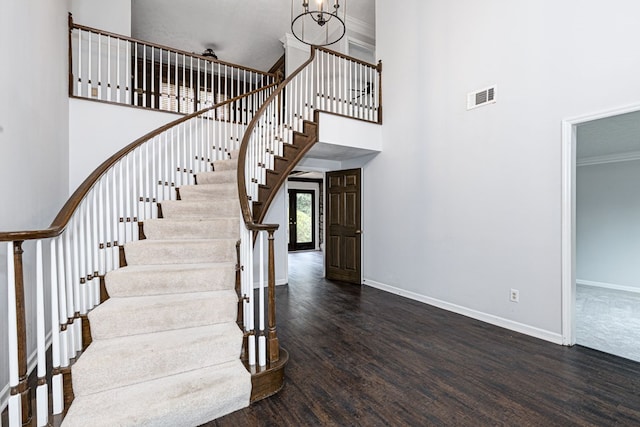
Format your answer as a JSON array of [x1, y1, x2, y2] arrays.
[[346, 15, 374, 40], [577, 150, 640, 166]]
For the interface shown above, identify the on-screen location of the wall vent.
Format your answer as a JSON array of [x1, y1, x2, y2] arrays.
[[467, 85, 497, 110]]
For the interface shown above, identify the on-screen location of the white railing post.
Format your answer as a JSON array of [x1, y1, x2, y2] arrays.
[[35, 240, 49, 426], [258, 232, 266, 367], [6, 241, 22, 426], [51, 238, 65, 415]]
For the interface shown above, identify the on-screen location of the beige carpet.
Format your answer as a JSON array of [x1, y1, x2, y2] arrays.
[[62, 153, 251, 427]]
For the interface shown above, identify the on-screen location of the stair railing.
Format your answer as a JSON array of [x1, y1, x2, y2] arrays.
[[69, 14, 275, 114], [237, 47, 382, 369], [0, 84, 276, 427]]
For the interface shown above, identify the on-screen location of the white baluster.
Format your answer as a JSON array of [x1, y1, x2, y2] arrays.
[[64, 230, 77, 357], [51, 239, 64, 415], [6, 241, 21, 426], [56, 237, 69, 369], [35, 240, 49, 426], [107, 35, 111, 102], [259, 232, 266, 367]]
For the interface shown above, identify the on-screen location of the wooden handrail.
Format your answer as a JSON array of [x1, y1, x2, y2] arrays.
[[0, 83, 277, 243], [236, 48, 318, 230], [69, 17, 275, 79], [316, 46, 381, 70]]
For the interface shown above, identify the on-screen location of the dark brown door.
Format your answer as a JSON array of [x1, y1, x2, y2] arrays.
[[326, 168, 361, 284]]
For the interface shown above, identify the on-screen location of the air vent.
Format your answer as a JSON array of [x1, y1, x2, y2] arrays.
[[467, 85, 497, 110]]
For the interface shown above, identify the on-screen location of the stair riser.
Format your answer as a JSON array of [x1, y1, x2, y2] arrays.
[[213, 159, 238, 171], [72, 325, 243, 396], [196, 171, 237, 185], [105, 264, 236, 297], [124, 240, 237, 265], [62, 360, 251, 427], [89, 291, 238, 340], [178, 185, 237, 200], [159, 201, 239, 219], [142, 219, 240, 240]]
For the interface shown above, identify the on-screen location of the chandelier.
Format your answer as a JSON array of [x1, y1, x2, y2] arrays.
[[291, 0, 347, 47]]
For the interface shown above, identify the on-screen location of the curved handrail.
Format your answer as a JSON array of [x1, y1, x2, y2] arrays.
[[236, 48, 318, 231], [0, 82, 278, 242]]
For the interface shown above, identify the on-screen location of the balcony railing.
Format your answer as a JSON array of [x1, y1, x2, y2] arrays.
[[69, 15, 276, 115]]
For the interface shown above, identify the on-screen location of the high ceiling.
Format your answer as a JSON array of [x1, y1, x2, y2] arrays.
[[131, 0, 375, 72]]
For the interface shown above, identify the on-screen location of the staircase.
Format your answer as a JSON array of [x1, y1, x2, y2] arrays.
[[62, 153, 250, 426], [0, 26, 382, 426]]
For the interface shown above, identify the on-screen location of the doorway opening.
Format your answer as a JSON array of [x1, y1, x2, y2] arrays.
[[562, 104, 640, 362], [288, 189, 316, 251]]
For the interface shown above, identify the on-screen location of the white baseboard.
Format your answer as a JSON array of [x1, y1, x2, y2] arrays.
[[252, 279, 288, 289], [363, 278, 564, 345], [577, 279, 640, 294]]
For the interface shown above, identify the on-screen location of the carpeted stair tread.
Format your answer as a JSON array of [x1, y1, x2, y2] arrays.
[[61, 358, 251, 427], [178, 183, 237, 200], [196, 169, 237, 184], [213, 158, 238, 171], [124, 239, 237, 265], [106, 263, 235, 297], [159, 199, 239, 219], [72, 322, 243, 396], [142, 218, 240, 240], [88, 290, 238, 339]]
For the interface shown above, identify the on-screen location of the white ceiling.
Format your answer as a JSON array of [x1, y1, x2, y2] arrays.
[[131, 0, 375, 72], [577, 110, 640, 160]]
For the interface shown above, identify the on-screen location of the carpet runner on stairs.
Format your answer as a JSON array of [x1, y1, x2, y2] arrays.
[[62, 152, 250, 427]]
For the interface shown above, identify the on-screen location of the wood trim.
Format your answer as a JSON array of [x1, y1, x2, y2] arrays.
[[267, 230, 279, 363], [237, 48, 318, 232], [248, 348, 289, 402], [0, 83, 276, 243], [70, 20, 275, 79], [377, 60, 383, 124], [10, 241, 32, 426], [316, 46, 379, 69], [68, 13, 74, 98], [314, 108, 381, 125], [288, 177, 324, 184]]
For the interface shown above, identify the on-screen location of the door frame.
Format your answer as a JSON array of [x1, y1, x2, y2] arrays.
[[560, 102, 640, 346], [288, 188, 316, 251], [287, 179, 321, 252], [325, 168, 362, 284]]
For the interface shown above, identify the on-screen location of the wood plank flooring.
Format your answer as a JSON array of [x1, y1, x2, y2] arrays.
[[209, 251, 640, 426]]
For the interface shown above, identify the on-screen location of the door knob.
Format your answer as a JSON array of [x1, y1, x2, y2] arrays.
[[355, 230, 362, 234]]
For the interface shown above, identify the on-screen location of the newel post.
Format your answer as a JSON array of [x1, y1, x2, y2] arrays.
[[7, 241, 33, 426], [267, 229, 279, 363]]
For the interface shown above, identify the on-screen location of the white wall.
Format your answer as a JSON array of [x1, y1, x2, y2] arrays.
[[254, 186, 288, 286], [70, 0, 131, 36], [577, 160, 640, 289], [370, 0, 640, 343], [317, 112, 382, 152], [69, 99, 180, 193], [0, 0, 70, 409]]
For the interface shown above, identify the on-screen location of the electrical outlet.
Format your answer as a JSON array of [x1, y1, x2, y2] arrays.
[[510, 289, 519, 303], [91, 87, 98, 97]]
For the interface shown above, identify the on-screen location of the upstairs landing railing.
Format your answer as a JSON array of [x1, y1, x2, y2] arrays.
[[69, 15, 275, 115], [0, 84, 275, 427], [237, 47, 382, 368]]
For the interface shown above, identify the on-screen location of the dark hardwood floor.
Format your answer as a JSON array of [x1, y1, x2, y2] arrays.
[[212, 250, 640, 426]]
